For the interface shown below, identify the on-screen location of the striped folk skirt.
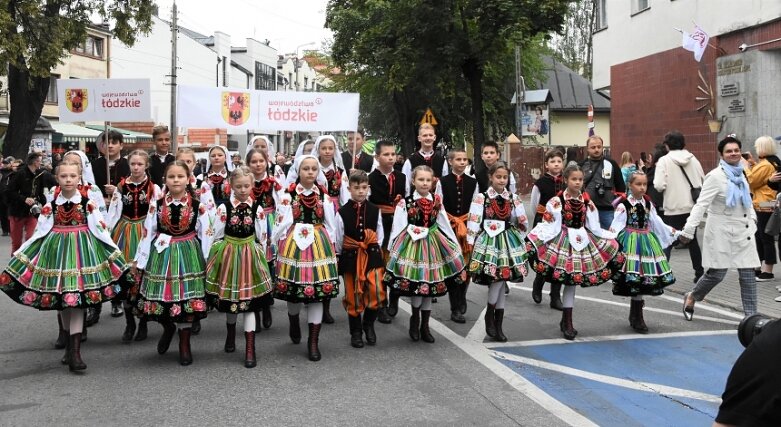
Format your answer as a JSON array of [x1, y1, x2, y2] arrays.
[[468, 226, 530, 285], [112, 216, 145, 299], [136, 231, 208, 322], [383, 225, 465, 297], [1, 225, 129, 310], [274, 224, 339, 303], [205, 235, 273, 313], [526, 226, 624, 288], [611, 228, 675, 296]]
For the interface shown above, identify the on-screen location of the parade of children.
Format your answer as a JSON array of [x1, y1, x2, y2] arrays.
[[1, 130, 759, 377]]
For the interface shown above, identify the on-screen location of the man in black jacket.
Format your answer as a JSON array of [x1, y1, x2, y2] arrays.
[[0, 157, 14, 236], [7, 152, 56, 253], [579, 135, 625, 229]]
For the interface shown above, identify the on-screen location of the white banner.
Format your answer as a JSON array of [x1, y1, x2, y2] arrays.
[[57, 79, 151, 122], [258, 91, 359, 132], [682, 25, 709, 62], [177, 85, 258, 130], [177, 85, 360, 132]]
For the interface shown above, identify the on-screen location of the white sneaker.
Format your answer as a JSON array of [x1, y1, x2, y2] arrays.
[[775, 295, 781, 302]]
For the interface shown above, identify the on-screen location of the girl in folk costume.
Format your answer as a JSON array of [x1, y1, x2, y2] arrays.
[[106, 150, 161, 342], [272, 155, 340, 361], [284, 140, 316, 186], [249, 135, 286, 182], [134, 161, 215, 366], [608, 171, 677, 333], [205, 166, 274, 368], [466, 163, 530, 342], [1, 161, 130, 372], [247, 148, 284, 330], [525, 165, 624, 340], [529, 149, 566, 310], [440, 149, 478, 324], [198, 145, 234, 208], [384, 165, 466, 343]]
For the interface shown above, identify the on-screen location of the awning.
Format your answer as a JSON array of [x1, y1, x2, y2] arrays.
[[50, 122, 104, 138]]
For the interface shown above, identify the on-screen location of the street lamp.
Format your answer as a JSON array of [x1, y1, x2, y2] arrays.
[[294, 42, 316, 92]]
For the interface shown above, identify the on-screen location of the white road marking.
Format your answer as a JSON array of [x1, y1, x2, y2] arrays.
[[398, 301, 598, 427], [465, 307, 487, 342], [486, 329, 736, 348], [492, 351, 722, 403], [508, 283, 740, 325], [657, 294, 745, 320]]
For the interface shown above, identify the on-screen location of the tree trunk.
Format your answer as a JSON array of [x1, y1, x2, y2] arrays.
[[391, 89, 417, 156], [4, 62, 49, 159], [462, 57, 486, 173]]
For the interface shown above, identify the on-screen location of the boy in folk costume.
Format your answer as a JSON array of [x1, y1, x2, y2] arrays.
[[439, 149, 478, 323], [148, 125, 175, 187], [401, 123, 448, 195], [334, 171, 386, 348], [368, 140, 407, 322]]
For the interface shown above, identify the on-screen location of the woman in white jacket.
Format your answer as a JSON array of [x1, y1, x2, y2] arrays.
[[680, 136, 759, 319]]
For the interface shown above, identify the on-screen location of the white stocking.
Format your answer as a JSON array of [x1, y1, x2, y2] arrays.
[[420, 297, 432, 311], [243, 312, 256, 332], [66, 308, 84, 334], [631, 296, 644, 301], [410, 296, 422, 308], [488, 282, 503, 305], [287, 301, 302, 316], [307, 302, 323, 324], [179, 322, 192, 330], [562, 285, 576, 308], [226, 313, 238, 325]]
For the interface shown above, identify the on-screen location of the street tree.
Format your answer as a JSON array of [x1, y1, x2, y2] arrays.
[[550, 0, 596, 80], [0, 0, 154, 159]]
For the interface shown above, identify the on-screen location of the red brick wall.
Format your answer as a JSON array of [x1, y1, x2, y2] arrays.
[[609, 19, 781, 171]]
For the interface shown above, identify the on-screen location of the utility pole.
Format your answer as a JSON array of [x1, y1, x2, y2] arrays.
[[169, 1, 179, 152]]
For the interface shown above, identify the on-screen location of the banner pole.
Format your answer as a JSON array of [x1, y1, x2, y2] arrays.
[[104, 121, 110, 183]]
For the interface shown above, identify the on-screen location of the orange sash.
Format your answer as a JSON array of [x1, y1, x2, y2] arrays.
[[448, 212, 471, 260], [378, 204, 395, 215], [342, 229, 379, 289]]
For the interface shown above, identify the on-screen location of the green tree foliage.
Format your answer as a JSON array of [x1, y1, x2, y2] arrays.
[[1, 0, 154, 158], [550, 0, 596, 80], [326, 0, 571, 168]]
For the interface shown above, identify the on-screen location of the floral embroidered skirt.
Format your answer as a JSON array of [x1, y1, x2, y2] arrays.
[[468, 227, 530, 285], [383, 226, 465, 297], [205, 235, 273, 312], [1, 225, 129, 310], [526, 227, 624, 287], [275, 224, 339, 303], [112, 216, 145, 299], [136, 232, 208, 322], [611, 228, 675, 296]]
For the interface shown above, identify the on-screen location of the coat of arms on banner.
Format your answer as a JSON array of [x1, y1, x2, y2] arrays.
[[222, 92, 250, 126], [65, 89, 88, 113]]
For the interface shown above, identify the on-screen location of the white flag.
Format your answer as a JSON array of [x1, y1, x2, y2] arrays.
[[682, 25, 709, 62]]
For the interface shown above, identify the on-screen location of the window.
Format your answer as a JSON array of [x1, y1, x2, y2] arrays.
[[73, 36, 104, 58], [46, 74, 59, 103], [595, 0, 607, 30], [632, 0, 650, 15], [255, 62, 276, 91]]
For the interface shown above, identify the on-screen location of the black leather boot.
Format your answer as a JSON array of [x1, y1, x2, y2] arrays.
[[55, 314, 69, 349], [387, 292, 400, 317], [245, 331, 257, 368], [134, 318, 148, 341], [493, 309, 508, 342], [308, 323, 322, 361], [122, 309, 136, 342], [157, 321, 177, 355], [224, 323, 236, 353], [629, 299, 649, 333], [68, 333, 86, 372], [362, 309, 377, 346], [420, 310, 435, 343], [322, 299, 335, 324], [178, 328, 193, 366], [485, 303, 497, 338], [448, 287, 465, 323], [532, 274, 544, 304], [409, 306, 420, 341], [560, 308, 578, 340], [190, 317, 201, 335], [288, 313, 301, 344], [348, 315, 364, 348], [549, 282, 564, 311], [262, 304, 273, 329]]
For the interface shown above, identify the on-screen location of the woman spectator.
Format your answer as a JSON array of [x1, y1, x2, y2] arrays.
[[746, 136, 781, 282], [620, 151, 638, 186], [681, 136, 759, 320]]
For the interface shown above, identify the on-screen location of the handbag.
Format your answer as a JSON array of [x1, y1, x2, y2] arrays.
[[766, 204, 781, 237], [678, 165, 701, 203]]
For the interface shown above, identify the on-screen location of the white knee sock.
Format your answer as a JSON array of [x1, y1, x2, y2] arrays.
[[66, 308, 84, 334], [562, 286, 576, 308], [243, 312, 256, 332], [488, 282, 503, 305], [420, 297, 432, 311], [410, 296, 422, 308], [226, 313, 238, 325], [287, 302, 302, 316], [308, 302, 323, 324]]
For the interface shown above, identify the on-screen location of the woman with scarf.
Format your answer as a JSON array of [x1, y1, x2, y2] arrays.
[[680, 136, 760, 320]]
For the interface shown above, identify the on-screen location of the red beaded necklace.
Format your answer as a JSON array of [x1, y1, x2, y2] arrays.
[[489, 197, 511, 219], [160, 193, 193, 234]]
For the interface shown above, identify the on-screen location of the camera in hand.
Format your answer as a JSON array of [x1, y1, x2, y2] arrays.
[[30, 203, 42, 216], [595, 183, 605, 196], [738, 314, 776, 347]]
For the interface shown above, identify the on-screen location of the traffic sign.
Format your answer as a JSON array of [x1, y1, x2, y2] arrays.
[[419, 108, 438, 126]]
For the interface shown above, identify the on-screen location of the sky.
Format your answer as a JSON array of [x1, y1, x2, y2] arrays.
[[154, 0, 333, 55]]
